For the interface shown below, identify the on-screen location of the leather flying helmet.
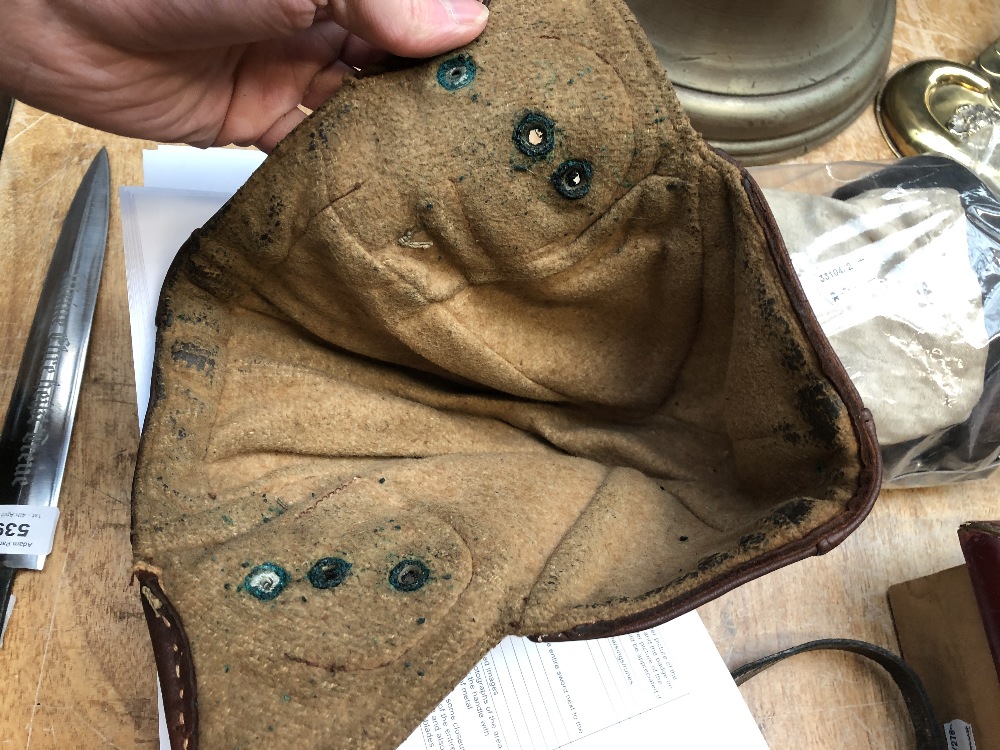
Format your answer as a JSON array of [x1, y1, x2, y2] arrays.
[[132, 0, 881, 746]]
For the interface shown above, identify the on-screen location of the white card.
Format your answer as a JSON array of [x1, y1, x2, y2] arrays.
[[0, 506, 60, 556]]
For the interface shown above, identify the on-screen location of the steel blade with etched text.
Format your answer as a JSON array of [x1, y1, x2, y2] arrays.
[[0, 149, 110, 633]]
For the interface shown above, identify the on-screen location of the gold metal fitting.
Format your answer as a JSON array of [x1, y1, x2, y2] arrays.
[[877, 37, 1000, 187]]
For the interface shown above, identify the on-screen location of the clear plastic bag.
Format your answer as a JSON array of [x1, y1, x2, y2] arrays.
[[751, 150, 1000, 487]]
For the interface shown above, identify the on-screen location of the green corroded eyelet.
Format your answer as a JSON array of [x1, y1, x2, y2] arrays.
[[513, 111, 555, 158], [244, 562, 289, 601], [437, 54, 476, 90], [551, 159, 593, 199], [389, 559, 430, 592], [307, 557, 352, 589]]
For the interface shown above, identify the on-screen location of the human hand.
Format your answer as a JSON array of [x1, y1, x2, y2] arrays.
[[0, 0, 489, 151]]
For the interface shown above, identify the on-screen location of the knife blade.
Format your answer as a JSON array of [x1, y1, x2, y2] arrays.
[[0, 148, 110, 639]]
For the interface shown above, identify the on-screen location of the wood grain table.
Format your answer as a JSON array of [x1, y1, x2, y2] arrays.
[[1, 2, 998, 747]]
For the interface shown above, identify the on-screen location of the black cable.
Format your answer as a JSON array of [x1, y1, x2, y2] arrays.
[[733, 638, 947, 750]]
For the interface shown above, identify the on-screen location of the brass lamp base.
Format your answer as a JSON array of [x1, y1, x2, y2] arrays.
[[627, 0, 897, 164]]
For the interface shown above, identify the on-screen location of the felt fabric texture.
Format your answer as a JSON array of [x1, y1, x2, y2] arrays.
[[764, 187, 988, 445], [130, 0, 879, 747]]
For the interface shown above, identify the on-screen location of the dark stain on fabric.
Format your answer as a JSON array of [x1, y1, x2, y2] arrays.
[[780, 341, 807, 374], [796, 381, 842, 447], [175, 310, 220, 332], [738, 532, 767, 551], [148, 363, 166, 411], [771, 497, 815, 528], [697, 551, 730, 571], [170, 342, 217, 377], [776, 422, 803, 445], [267, 195, 285, 222]]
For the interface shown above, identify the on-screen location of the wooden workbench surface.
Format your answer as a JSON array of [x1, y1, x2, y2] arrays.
[[1, 1, 998, 747]]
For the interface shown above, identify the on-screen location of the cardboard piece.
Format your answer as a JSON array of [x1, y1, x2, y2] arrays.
[[889, 564, 1000, 749]]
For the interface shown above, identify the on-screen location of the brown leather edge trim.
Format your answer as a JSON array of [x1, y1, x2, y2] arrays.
[[537, 150, 883, 642], [958, 520, 1000, 683], [133, 568, 198, 750]]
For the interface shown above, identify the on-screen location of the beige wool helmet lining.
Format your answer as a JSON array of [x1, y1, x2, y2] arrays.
[[131, 0, 880, 746]]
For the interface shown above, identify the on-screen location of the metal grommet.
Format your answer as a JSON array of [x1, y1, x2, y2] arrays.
[[513, 111, 555, 157], [389, 559, 431, 592], [307, 557, 352, 589], [550, 159, 593, 199], [244, 562, 290, 601], [437, 54, 476, 91]]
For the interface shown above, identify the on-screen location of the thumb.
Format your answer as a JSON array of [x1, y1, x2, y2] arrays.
[[324, 0, 489, 58]]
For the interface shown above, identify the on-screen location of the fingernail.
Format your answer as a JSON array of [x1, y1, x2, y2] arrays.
[[439, 0, 489, 27]]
